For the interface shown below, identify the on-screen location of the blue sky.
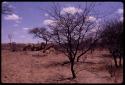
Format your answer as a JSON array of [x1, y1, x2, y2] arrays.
[[2, 2, 123, 44]]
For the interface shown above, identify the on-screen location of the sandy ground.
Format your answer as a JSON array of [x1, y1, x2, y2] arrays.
[[1, 49, 123, 83]]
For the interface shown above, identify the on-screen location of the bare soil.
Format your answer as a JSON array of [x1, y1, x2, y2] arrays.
[[1, 49, 123, 83]]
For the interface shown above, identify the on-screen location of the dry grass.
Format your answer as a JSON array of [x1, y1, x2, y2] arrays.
[[1, 49, 123, 83]]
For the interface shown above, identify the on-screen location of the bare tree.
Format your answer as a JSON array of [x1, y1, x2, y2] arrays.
[[105, 63, 118, 83], [8, 33, 13, 50], [99, 19, 123, 68], [29, 27, 51, 53], [8, 33, 13, 44], [36, 3, 100, 79], [29, 2, 104, 79], [11, 42, 16, 52], [8, 33, 17, 52]]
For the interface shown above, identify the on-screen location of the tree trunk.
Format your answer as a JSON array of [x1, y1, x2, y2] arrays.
[[43, 49, 46, 53], [91, 49, 93, 54], [70, 61, 76, 79], [9, 43, 12, 51], [77, 57, 80, 62], [113, 56, 118, 68], [119, 56, 122, 67]]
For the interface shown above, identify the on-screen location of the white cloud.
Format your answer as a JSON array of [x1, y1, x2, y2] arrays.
[[86, 16, 96, 21], [120, 17, 123, 22], [15, 20, 21, 23], [2, 1, 8, 4], [2, 2, 15, 8], [61, 6, 82, 15], [23, 27, 31, 30], [20, 35, 25, 38], [44, 13, 49, 17], [4, 13, 22, 21], [117, 8, 123, 14], [43, 19, 56, 26]]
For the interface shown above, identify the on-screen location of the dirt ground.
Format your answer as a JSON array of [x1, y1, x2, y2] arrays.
[[1, 49, 123, 83]]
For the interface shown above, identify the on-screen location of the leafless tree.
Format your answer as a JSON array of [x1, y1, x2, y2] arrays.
[[105, 63, 118, 83], [29, 27, 52, 53], [8, 33, 13, 50], [35, 3, 100, 79], [99, 19, 123, 68], [8, 33, 13, 44], [8, 33, 17, 52], [11, 42, 16, 52]]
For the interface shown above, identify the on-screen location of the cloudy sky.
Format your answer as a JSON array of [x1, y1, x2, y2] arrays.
[[2, 2, 123, 43]]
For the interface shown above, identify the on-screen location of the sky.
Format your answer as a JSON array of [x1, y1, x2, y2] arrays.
[[1, 2, 123, 44]]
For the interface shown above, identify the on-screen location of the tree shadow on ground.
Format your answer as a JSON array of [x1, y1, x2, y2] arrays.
[[43, 61, 70, 68], [32, 54, 47, 57], [44, 60, 100, 68], [76, 61, 100, 65], [100, 54, 112, 58], [46, 73, 78, 83]]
